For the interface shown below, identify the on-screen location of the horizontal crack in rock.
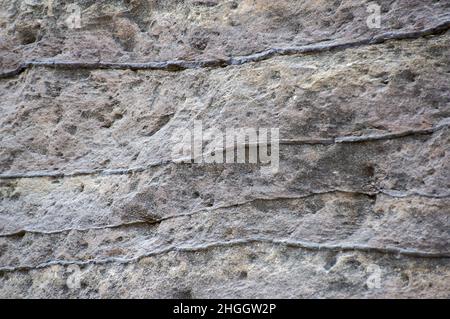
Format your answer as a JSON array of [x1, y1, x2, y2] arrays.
[[1, 237, 449, 273], [1, 189, 448, 238], [1, 20, 449, 78], [1, 119, 448, 180]]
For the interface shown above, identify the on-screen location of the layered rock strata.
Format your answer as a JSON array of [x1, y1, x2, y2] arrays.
[[0, 0, 449, 298]]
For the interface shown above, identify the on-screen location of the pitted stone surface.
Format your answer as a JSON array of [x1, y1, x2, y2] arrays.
[[0, 1, 449, 298]]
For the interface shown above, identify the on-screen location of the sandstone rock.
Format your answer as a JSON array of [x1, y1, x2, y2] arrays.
[[0, 0, 449, 298]]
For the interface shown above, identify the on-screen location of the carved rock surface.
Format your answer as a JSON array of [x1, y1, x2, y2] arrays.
[[0, 1, 449, 298]]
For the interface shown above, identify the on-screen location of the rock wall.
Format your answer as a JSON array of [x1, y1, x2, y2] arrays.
[[0, 0, 449, 298]]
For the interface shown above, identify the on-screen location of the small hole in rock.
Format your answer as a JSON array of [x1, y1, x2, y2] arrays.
[[363, 164, 375, 178], [239, 271, 248, 279]]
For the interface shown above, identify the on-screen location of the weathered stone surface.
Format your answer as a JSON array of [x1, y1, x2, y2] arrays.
[[1, 130, 449, 235], [1, 0, 450, 71], [1, 33, 450, 174], [1, 245, 449, 298], [0, 1, 449, 298], [2, 193, 449, 270]]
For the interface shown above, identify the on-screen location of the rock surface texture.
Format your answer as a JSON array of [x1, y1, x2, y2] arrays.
[[1, 0, 450, 298]]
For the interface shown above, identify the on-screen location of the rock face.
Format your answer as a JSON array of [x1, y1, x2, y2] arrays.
[[0, 0, 449, 298]]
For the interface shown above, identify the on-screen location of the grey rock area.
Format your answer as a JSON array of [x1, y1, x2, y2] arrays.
[[0, 0, 450, 298]]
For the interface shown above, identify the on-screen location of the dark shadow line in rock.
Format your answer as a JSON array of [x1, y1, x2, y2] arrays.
[[1, 120, 448, 180], [1, 188, 448, 239], [1, 236, 449, 273], [1, 20, 449, 79]]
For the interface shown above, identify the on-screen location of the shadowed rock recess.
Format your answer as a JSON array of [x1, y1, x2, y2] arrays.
[[0, 0, 449, 299]]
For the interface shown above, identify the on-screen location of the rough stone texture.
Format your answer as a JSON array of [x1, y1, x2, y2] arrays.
[[0, 1, 449, 298]]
